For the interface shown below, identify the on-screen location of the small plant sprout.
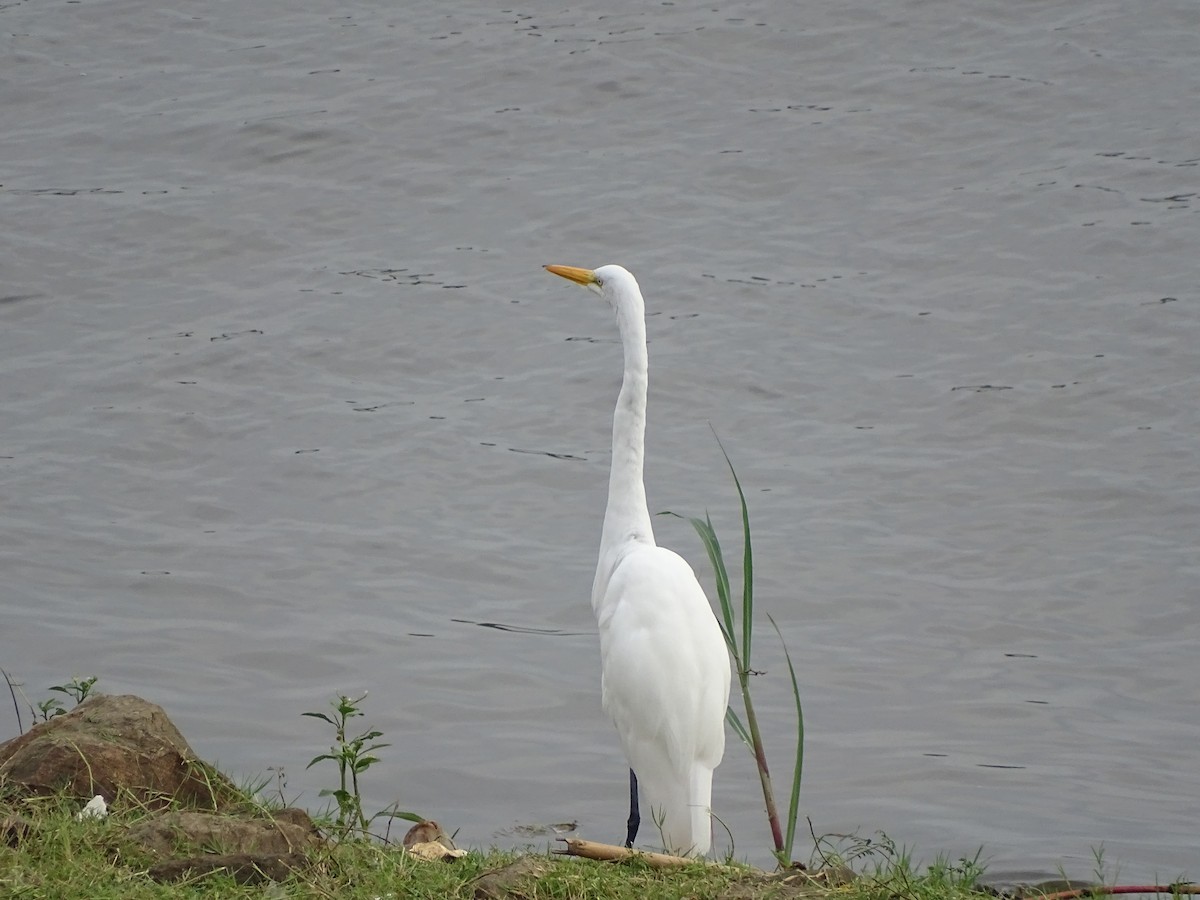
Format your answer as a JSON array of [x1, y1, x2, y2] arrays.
[[38, 675, 100, 722], [303, 692, 423, 840], [2, 672, 101, 732], [36, 696, 68, 722], [665, 436, 805, 867], [49, 675, 98, 706]]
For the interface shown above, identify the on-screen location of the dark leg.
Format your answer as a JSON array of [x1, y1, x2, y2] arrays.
[[624, 768, 640, 848]]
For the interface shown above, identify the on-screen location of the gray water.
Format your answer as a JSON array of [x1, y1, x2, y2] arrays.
[[3, 0, 1198, 880]]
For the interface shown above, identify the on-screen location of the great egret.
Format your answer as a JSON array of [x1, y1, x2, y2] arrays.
[[544, 263, 731, 857]]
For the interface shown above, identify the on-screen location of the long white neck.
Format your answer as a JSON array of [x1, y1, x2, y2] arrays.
[[595, 286, 656, 600]]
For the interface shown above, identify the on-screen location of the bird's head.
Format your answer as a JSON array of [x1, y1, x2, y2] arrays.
[[544, 264, 641, 311]]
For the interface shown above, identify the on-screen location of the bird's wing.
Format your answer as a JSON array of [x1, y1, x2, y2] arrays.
[[596, 544, 731, 775]]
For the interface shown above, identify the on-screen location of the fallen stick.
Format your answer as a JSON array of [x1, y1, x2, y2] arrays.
[[1034, 886, 1200, 900], [555, 838, 713, 868]]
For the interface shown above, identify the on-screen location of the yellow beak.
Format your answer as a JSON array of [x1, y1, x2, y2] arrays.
[[544, 264, 598, 286]]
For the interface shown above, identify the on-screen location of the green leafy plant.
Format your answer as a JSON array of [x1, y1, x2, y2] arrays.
[[36, 696, 67, 722], [37, 675, 100, 722], [1, 671, 100, 731], [665, 437, 805, 867], [303, 692, 422, 840], [49, 675, 99, 706]]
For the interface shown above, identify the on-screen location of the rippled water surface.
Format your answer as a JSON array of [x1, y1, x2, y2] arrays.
[[4, 0, 1198, 879]]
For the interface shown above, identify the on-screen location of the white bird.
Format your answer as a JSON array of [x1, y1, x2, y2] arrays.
[[544, 263, 731, 857]]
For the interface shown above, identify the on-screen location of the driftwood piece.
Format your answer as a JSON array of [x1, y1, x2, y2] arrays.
[[555, 837, 711, 868]]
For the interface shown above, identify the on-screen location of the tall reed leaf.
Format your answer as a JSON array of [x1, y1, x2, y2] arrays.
[[663, 435, 805, 867], [768, 613, 805, 857]]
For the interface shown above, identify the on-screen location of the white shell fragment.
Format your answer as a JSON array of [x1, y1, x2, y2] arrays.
[[76, 795, 109, 820]]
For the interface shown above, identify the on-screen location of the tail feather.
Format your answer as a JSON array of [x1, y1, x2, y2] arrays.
[[638, 763, 714, 856]]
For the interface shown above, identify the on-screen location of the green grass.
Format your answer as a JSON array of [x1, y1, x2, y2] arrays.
[[4, 679, 1187, 898], [0, 787, 1006, 899]]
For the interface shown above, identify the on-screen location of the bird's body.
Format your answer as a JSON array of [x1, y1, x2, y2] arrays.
[[595, 542, 730, 855], [545, 263, 731, 857]]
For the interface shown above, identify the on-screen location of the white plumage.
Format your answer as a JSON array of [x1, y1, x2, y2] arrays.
[[545, 263, 731, 856]]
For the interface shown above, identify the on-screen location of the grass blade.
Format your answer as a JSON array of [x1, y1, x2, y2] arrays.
[[734, 463, 753, 669], [712, 430, 754, 668], [768, 612, 805, 859], [663, 511, 737, 653], [725, 706, 751, 747]]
